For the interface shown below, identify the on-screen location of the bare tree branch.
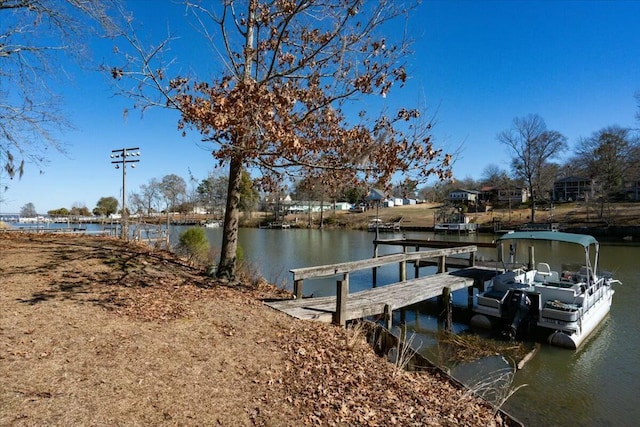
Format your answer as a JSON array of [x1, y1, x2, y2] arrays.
[[1, 0, 118, 179], [498, 114, 567, 222]]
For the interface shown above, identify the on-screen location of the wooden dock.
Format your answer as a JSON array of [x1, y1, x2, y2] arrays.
[[266, 241, 501, 328], [265, 272, 475, 325]]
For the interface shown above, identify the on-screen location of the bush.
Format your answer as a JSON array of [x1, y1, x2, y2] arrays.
[[236, 243, 245, 263], [177, 227, 210, 265]]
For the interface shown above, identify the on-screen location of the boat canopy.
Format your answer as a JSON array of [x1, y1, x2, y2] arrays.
[[497, 231, 598, 248]]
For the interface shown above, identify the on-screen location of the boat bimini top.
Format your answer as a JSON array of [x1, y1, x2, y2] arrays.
[[497, 231, 598, 248], [496, 231, 600, 278]]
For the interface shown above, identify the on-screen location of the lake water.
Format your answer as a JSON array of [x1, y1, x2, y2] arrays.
[[12, 223, 637, 425]]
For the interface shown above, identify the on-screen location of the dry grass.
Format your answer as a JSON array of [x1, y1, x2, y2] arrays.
[[1, 233, 509, 426], [436, 332, 530, 364], [460, 366, 528, 417]]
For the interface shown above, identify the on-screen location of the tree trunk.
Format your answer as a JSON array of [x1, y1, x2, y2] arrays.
[[217, 0, 255, 280], [530, 201, 536, 223], [529, 183, 536, 223], [217, 156, 243, 279]]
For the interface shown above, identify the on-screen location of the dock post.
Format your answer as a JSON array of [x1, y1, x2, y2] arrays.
[[294, 279, 303, 299], [441, 287, 452, 333], [384, 304, 393, 330], [528, 246, 535, 270], [414, 245, 420, 278], [372, 242, 379, 288], [399, 245, 407, 282], [469, 251, 476, 267], [334, 278, 349, 327], [438, 255, 446, 273]]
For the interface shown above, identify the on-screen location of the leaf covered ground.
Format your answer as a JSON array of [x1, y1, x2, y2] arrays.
[[1, 233, 510, 426]]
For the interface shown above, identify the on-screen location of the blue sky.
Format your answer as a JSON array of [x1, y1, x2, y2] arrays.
[[2, 0, 639, 214]]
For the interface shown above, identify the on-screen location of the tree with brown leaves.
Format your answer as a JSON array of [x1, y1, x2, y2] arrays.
[[110, 0, 452, 279]]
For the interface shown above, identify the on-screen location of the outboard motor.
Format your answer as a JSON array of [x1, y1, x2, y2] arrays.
[[501, 289, 531, 340]]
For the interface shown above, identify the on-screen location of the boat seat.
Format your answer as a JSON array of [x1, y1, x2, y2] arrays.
[[535, 263, 554, 283], [537, 263, 552, 276], [534, 284, 578, 303]]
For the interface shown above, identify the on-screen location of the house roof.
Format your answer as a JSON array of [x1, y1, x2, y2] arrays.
[[450, 188, 480, 194], [555, 176, 591, 183]]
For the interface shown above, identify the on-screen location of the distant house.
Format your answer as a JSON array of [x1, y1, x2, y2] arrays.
[[552, 176, 594, 202], [263, 194, 293, 210], [497, 188, 529, 204], [480, 186, 528, 205], [287, 201, 333, 213], [333, 202, 352, 211], [479, 186, 497, 203], [191, 205, 207, 215], [448, 189, 479, 204], [367, 188, 396, 207], [391, 197, 404, 206]]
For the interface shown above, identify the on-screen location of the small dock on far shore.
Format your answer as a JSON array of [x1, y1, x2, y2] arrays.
[[266, 239, 501, 328]]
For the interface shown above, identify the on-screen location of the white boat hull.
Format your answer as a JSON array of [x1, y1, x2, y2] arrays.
[[546, 290, 614, 349]]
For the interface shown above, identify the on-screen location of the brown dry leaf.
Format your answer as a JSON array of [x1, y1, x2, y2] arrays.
[[1, 233, 510, 426]]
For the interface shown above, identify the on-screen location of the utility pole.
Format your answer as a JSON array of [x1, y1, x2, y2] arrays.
[[111, 147, 140, 239]]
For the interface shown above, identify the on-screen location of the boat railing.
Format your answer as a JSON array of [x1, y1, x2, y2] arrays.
[[581, 283, 608, 313]]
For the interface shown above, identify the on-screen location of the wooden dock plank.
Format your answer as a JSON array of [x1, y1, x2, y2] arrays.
[[265, 273, 474, 323]]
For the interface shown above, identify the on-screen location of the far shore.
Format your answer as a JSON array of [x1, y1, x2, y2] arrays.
[[4, 201, 640, 238]]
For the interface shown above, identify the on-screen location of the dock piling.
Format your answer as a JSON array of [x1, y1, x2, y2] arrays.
[[335, 278, 349, 326], [372, 242, 379, 287], [384, 304, 393, 330], [399, 246, 407, 281], [294, 279, 303, 299], [442, 287, 452, 333]]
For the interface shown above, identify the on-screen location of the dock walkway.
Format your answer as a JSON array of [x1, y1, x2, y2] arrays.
[[266, 240, 501, 327], [265, 272, 475, 324]]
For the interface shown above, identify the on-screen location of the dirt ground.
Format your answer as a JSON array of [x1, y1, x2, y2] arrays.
[[0, 233, 509, 426]]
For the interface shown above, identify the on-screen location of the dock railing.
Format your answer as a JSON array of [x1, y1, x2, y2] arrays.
[[290, 245, 477, 325]]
